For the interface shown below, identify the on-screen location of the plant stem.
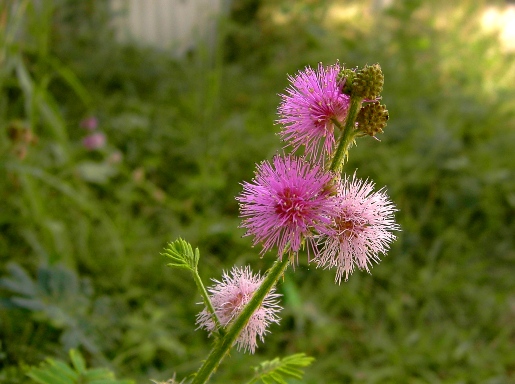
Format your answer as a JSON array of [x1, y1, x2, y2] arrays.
[[191, 256, 290, 384], [329, 97, 362, 172], [192, 270, 224, 336]]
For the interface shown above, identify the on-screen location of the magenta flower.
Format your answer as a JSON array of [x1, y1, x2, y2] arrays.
[[277, 62, 350, 159], [315, 174, 400, 283], [196, 266, 282, 354], [80, 116, 98, 131], [82, 132, 106, 150], [237, 155, 336, 259]]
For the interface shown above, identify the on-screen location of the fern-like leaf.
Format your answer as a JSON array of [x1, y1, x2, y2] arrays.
[[26, 349, 134, 384], [247, 353, 315, 384], [161, 238, 199, 272], [0, 262, 102, 354]]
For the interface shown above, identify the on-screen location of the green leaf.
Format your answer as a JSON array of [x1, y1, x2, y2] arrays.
[[35, 85, 70, 148], [88, 381, 134, 384], [26, 350, 134, 384], [161, 238, 199, 272], [69, 349, 86, 373], [51, 360, 78, 380], [247, 353, 315, 384], [0, 263, 37, 297], [45, 56, 92, 107], [15, 57, 34, 109], [26, 355, 77, 384], [76, 161, 118, 184], [26, 368, 73, 384], [5, 163, 124, 257], [83, 367, 115, 380]]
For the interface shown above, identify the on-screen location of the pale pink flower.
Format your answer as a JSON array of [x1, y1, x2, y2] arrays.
[[277, 62, 350, 159], [196, 266, 282, 354], [316, 174, 400, 283], [237, 155, 336, 259], [82, 132, 106, 150]]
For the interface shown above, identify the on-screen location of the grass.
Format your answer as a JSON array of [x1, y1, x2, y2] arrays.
[[1, 0, 514, 383]]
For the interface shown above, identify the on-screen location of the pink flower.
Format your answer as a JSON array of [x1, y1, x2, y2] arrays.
[[82, 132, 106, 150], [196, 266, 282, 354], [237, 155, 336, 259], [80, 116, 98, 131], [315, 174, 400, 283], [277, 62, 350, 159]]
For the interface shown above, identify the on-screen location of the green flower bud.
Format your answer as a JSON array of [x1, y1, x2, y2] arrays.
[[356, 103, 389, 136], [352, 63, 384, 100]]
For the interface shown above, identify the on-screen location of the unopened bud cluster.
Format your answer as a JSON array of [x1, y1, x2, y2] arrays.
[[338, 63, 389, 137], [356, 103, 389, 137], [351, 64, 384, 100]]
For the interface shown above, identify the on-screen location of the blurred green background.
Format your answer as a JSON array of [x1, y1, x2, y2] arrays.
[[1, 0, 514, 383]]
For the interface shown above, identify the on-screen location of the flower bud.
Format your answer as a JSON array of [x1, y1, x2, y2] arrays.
[[352, 63, 384, 100], [356, 103, 389, 136]]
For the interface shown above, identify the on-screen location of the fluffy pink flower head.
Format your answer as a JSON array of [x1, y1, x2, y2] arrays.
[[237, 155, 336, 259], [277, 62, 350, 159], [316, 174, 400, 283], [196, 266, 282, 354]]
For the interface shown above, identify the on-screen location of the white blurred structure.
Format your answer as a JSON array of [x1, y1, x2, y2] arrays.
[[481, 4, 515, 52], [110, 0, 227, 56]]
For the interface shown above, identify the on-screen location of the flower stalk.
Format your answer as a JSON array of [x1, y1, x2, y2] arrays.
[[192, 269, 224, 336], [329, 96, 362, 173], [162, 239, 224, 335], [191, 256, 290, 384]]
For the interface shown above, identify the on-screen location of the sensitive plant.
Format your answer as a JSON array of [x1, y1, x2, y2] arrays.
[[161, 62, 399, 383], [277, 62, 350, 159], [196, 266, 282, 354], [237, 154, 336, 259], [316, 173, 400, 283]]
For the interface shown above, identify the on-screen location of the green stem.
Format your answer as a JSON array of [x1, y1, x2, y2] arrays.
[[329, 97, 362, 172], [191, 256, 290, 384], [192, 270, 224, 336]]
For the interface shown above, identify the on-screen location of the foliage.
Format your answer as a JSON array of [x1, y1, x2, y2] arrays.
[[26, 349, 133, 384], [162, 238, 200, 272], [1, 0, 514, 383], [247, 353, 315, 384], [0, 262, 102, 354]]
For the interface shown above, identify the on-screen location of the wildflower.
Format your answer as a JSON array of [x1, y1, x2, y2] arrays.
[[315, 174, 399, 283], [196, 266, 282, 354], [82, 132, 106, 150], [277, 62, 350, 159], [237, 155, 336, 259], [80, 116, 98, 131]]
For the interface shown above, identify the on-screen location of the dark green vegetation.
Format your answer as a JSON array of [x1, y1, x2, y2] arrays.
[[1, 0, 514, 383]]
